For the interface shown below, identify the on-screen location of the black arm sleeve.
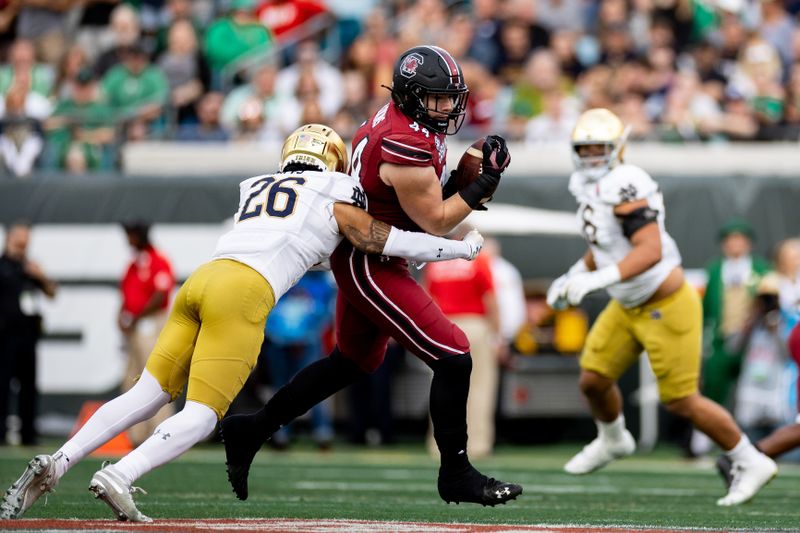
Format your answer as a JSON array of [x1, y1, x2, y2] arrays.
[[619, 207, 658, 239]]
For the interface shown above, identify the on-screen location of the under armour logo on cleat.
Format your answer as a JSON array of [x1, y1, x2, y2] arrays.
[[155, 429, 172, 440], [495, 487, 511, 498]]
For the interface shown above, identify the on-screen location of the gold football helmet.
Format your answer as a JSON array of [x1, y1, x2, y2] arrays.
[[571, 108, 630, 180], [280, 124, 348, 173]]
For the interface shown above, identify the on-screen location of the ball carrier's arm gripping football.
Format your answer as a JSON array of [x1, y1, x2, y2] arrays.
[[458, 135, 510, 210]]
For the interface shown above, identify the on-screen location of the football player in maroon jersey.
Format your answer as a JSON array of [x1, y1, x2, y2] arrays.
[[222, 45, 521, 506]]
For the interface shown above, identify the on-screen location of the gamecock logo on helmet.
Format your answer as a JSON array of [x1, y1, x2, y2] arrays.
[[400, 53, 424, 78]]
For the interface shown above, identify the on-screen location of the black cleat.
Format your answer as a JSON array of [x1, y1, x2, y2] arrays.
[[220, 414, 264, 501], [716, 454, 734, 489], [437, 465, 522, 506]]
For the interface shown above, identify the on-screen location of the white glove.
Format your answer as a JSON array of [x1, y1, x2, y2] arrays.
[[564, 265, 621, 306], [546, 258, 590, 310], [546, 273, 571, 310], [462, 229, 484, 260]]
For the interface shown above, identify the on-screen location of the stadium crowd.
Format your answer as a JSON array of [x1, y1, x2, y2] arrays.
[[2, 0, 800, 177]]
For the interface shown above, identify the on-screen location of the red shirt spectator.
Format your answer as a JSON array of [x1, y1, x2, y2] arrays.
[[424, 253, 495, 316], [256, 0, 327, 42], [121, 244, 174, 316]]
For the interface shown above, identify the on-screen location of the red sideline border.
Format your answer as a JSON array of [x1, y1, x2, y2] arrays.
[[0, 518, 729, 532]]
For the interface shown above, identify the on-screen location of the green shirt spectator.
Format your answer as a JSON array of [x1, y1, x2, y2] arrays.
[[203, 0, 273, 77], [45, 70, 116, 171], [101, 46, 169, 122]]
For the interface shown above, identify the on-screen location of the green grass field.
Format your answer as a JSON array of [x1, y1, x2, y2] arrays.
[[0, 442, 797, 531]]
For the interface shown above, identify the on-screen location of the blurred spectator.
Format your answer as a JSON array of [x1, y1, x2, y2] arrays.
[[262, 270, 334, 449], [727, 39, 785, 140], [758, 0, 795, 74], [693, 218, 771, 455], [775, 238, 800, 331], [0, 83, 48, 178], [92, 4, 143, 77], [658, 69, 721, 141], [14, 0, 79, 65], [44, 68, 116, 173], [153, 0, 204, 57], [524, 86, 580, 145], [157, 18, 211, 125], [101, 43, 169, 141], [537, 0, 585, 33], [551, 29, 585, 80], [460, 60, 508, 136], [277, 69, 326, 133], [495, 18, 539, 85], [330, 70, 370, 140], [118, 221, 175, 446], [733, 273, 791, 436], [175, 91, 229, 142], [508, 49, 573, 140], [342, 10, 396, 103], [52, 45, 91, 101], [396, 0, 448, 52], [275, 40, 343, 121], [203, 0, 273, 86], [0, 222, 57, 446], [220, 62, 281, 141], [255, 0, 328, 43], [0, 39, 54, 97], [424, 236, 500, 458], [467, 0, 503, 72]]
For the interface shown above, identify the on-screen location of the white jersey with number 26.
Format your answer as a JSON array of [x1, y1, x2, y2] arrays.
[[213, 170, 366, 300], [568, 164, 681, 308]]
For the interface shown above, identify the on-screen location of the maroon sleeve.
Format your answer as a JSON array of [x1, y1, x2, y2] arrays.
[[380, 133, 434, 167]]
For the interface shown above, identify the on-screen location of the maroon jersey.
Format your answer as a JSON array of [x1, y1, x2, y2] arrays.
[[349, 101, 448, 232]]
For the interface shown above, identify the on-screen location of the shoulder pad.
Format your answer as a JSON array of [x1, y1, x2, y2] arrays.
[[598, 165, 657, 205]]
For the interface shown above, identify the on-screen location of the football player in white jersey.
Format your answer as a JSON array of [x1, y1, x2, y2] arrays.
[[0, 124, 485, 522], [547, 108, 777, 506]]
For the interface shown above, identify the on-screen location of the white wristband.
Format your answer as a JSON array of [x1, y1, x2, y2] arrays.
[[595, 264, 622, 287], [382, 227, 470, 262]]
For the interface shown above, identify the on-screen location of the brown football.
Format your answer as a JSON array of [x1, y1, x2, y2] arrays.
[[451, 138, 485, 191]]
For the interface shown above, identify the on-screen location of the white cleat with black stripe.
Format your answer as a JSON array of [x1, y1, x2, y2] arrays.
[[89, 465, 152, 522]]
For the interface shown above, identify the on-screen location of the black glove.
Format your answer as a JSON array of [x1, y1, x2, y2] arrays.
[[458, 135, 510, 210], [442, 169, 459, 200], [481, 134, 510, 178]]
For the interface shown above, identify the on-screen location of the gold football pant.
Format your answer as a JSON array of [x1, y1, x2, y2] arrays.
[[145, 259, 275, 419], [580, 282, 702, 403]]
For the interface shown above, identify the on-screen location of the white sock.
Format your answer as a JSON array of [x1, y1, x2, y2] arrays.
[[55, 370, 170, 477], [725, 434, 760, 463], [597, 414, 626, 442], [112, 401, 217, 485]]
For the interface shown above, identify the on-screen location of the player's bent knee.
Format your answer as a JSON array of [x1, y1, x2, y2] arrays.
[[578, 370, 614, 398], [663, 393, 697, 418], [155, 401, 218, 443], [430, 353, 472, 379]]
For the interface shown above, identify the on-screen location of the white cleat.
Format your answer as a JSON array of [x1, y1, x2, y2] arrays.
[[564, 430, 636, 475], [0, 454, 59, 519], [716, 454, 777, 506], [89, 466, 152, 522]]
